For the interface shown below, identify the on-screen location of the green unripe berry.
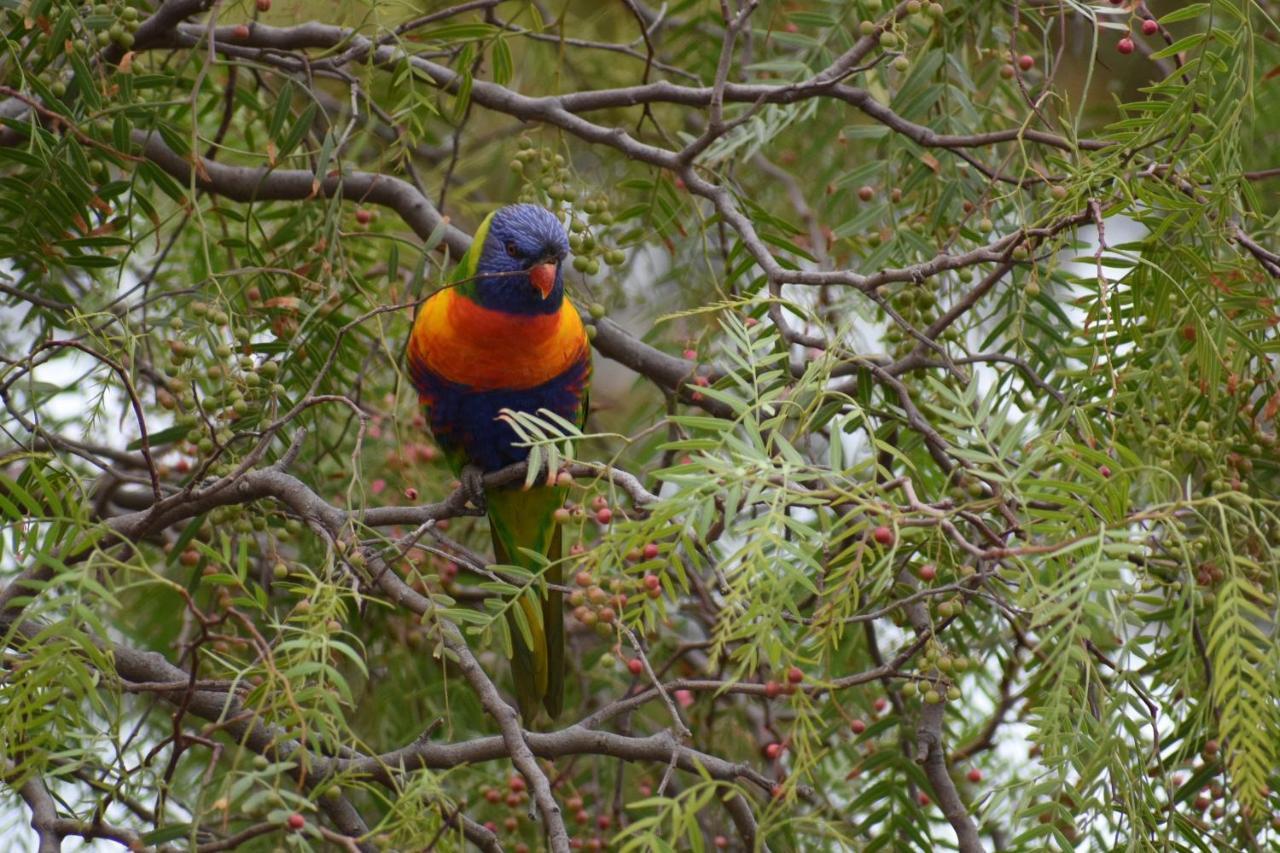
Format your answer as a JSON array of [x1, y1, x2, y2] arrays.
[[924, 689, 943, 704], [572, 255, 590, 273], [879, 31, 899, 48], [892, 56, 910, 72], [588, 302, 606, 320], [977, 218, 994, 234]]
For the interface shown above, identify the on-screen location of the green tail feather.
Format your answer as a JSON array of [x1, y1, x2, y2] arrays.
[[486, 485, 566, 723]]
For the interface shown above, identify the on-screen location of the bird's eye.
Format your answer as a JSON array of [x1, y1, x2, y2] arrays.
[[505, 241, 520, 258]]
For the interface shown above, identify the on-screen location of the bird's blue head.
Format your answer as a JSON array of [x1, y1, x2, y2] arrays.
[[471, 204, 571, 315]]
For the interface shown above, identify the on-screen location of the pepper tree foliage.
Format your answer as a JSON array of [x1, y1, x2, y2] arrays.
[[1, 0, 1279, 849]]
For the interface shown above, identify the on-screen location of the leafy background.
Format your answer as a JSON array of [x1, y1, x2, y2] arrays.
[[0, 0, 1278, 850]]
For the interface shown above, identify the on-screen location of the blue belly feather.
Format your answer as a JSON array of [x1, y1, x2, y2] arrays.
[[415, 358, 590, 473]]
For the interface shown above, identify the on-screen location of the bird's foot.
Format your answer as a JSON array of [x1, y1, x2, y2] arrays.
[[460, 465, 487, 513]]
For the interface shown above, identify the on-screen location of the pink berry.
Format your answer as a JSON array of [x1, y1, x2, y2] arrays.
[[1117, 37, 1135, 54], [642, 542, 659, 560], [874, 697, 889, 713], [917, 564, 937, 582], [1099, 465, 1112, 478], [403, 487, 418, 500], [286, 813, 305, 830], [643, 574, 660, 590], [850, 718, 867, 734], [765, 681, 781, 698], [683, 348, 697, 360], [764, 742, 783, 760], [627, 658, 643, 675], [872, 526, 894, 546], [787, 666, 804, 684], [595, 507, 613, 524], [1141, 18, 1158, 35], [967, 768, 983, 783], [1017, 54, 1034, 71]]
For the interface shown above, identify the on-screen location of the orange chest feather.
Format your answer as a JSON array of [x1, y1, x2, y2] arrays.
[[409, 291, 587, 390]]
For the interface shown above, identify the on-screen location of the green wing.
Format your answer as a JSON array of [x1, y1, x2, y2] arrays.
[[449, 211, 494, 294]]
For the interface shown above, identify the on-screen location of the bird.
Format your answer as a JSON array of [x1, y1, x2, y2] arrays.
[[405, 204, 591, 721]]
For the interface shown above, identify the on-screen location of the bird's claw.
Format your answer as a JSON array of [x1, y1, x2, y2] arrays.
[[461, 465, 487, 513]]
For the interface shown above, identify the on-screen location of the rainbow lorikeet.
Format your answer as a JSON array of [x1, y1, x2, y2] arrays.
[[406, 204, 590, 721]]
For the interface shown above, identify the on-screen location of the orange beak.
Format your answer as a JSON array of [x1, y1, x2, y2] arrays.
[[529, 262, 557, 300]]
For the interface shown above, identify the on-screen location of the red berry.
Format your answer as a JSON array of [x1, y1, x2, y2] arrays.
[[643, 574, 660, 590], [575, 571, 593, 587], [485, 787, 501, 804], [764, 681, 781, 698], [286, 813, 305, 830], [918, 792, 931, 806], [1099, 464, 1112, 478], [231, 23, 251, 39], [1017, 54, 1034, 71], [874, 697, 889, 713], [683, 348, 697, 360], [484, 820, 498, 833], [627, 658, 643, 675], [505, 792, 521, 808], [771, 784, 784, 799], [857, 185, 875, 202], [850, 718, 867, 734], [354, 208, 372, 225], [403, 487, 418, 500], [642, 543, 659, 560], [917, 564, 937, 582], [256, 0, 271, 10], [575, 810, 590, 824], [596, 815, 611, 830], [714, 837, 729, 849], [967, 768, 983, 783], [872, 526, 894, 546], [595, 507, 613, 524], [764, 742, 783, 760], [1117, 37, 1135, 55], [1141, 18, 1158, 35], [787, 666, 804, 685], [509, 775, 526, 793]]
